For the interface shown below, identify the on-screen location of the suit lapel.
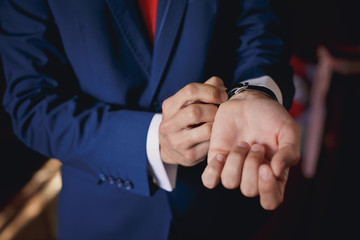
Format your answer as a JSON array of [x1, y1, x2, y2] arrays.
[[106, 0, 188, 109], [105, 0, 152, 76], [140, 0, 188, 108]]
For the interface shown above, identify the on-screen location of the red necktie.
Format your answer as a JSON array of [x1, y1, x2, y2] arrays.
[[138, 0, 158, 44]]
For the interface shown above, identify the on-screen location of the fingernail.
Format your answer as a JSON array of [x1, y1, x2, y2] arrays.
[[260, 166, 272, 180], [251, 144, 264, 152], [216, 154, 225, 162], [237, 141, 249, 148]]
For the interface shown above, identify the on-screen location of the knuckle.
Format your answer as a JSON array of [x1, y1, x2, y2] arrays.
[[202, 123, 212, 138], [207, 76, 223, 87], [205, 86, 220, 102], [183, 150, 197, 166], [183, 83, 198, 97], [159, 121, 170, 134], [210, 76, 222, 83], [187, 105, 201, 122], [162, 98, 171, 110], [205, 163, 220, 179]]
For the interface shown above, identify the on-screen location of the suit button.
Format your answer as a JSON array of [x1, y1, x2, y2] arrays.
[[97, 173, 107, 185], [116, 178, 124, 188], [98, 173, 106, 181], [124, 180, 134, 190], [106, 176, 116, 184]]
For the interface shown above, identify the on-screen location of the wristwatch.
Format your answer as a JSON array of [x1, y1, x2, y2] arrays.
[[227, 82, 278, 102]]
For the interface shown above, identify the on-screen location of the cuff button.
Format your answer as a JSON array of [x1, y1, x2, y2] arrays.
[[124, 180, 134, 190]]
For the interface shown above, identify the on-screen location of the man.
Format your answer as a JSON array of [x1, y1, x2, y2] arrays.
[[0, 0, 300, 239]]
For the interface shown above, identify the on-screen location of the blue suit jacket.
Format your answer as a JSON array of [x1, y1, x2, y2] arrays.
[[0, 0, 294, 239]]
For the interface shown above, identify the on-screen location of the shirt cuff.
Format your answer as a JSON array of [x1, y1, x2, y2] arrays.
[[146, 113, 177, 192], [242, 75, 283, 105]]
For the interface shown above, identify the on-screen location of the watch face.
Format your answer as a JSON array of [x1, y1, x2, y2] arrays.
[[227, 82, 249, 98]]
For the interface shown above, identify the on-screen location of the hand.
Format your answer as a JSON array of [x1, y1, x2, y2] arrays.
[[201, 90, 301, 210], [159, 77, 228, 166]]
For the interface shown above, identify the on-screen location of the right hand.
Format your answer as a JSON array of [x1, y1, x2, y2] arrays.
[[159, 77, 228, 166]]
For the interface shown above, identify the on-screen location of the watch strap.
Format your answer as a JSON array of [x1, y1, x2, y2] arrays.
[[227, 82, 278, 102]]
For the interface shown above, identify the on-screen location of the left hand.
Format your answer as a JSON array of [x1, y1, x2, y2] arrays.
[[201, 90, 301, 210]]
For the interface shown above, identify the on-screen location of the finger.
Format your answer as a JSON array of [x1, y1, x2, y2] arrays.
[[202, 154, 226, 189], [177, 103, 218, 129], [170, 122, 212, 154], [178, 82, 227, 107], [185, 122, 213, 148], [161, 119, 212, 167], [240, 144, 265, 197], [258, 164, 284, 210], [160, 103, 217, 134], [271, 145, 300, 178], [163, 82, 227, 113], [221, 142, 249, 189], [181, 141, 210, 166], [204, 76, 227, 90], [271, 123, 301, 177]]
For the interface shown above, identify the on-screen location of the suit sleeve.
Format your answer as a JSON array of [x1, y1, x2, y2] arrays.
[[233, 0, 294, 109], [0, 0, 154, 196]]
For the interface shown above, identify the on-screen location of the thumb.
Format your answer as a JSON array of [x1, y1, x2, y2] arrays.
[[271, 123, 301, 177], [270, 144, 299, 177]]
